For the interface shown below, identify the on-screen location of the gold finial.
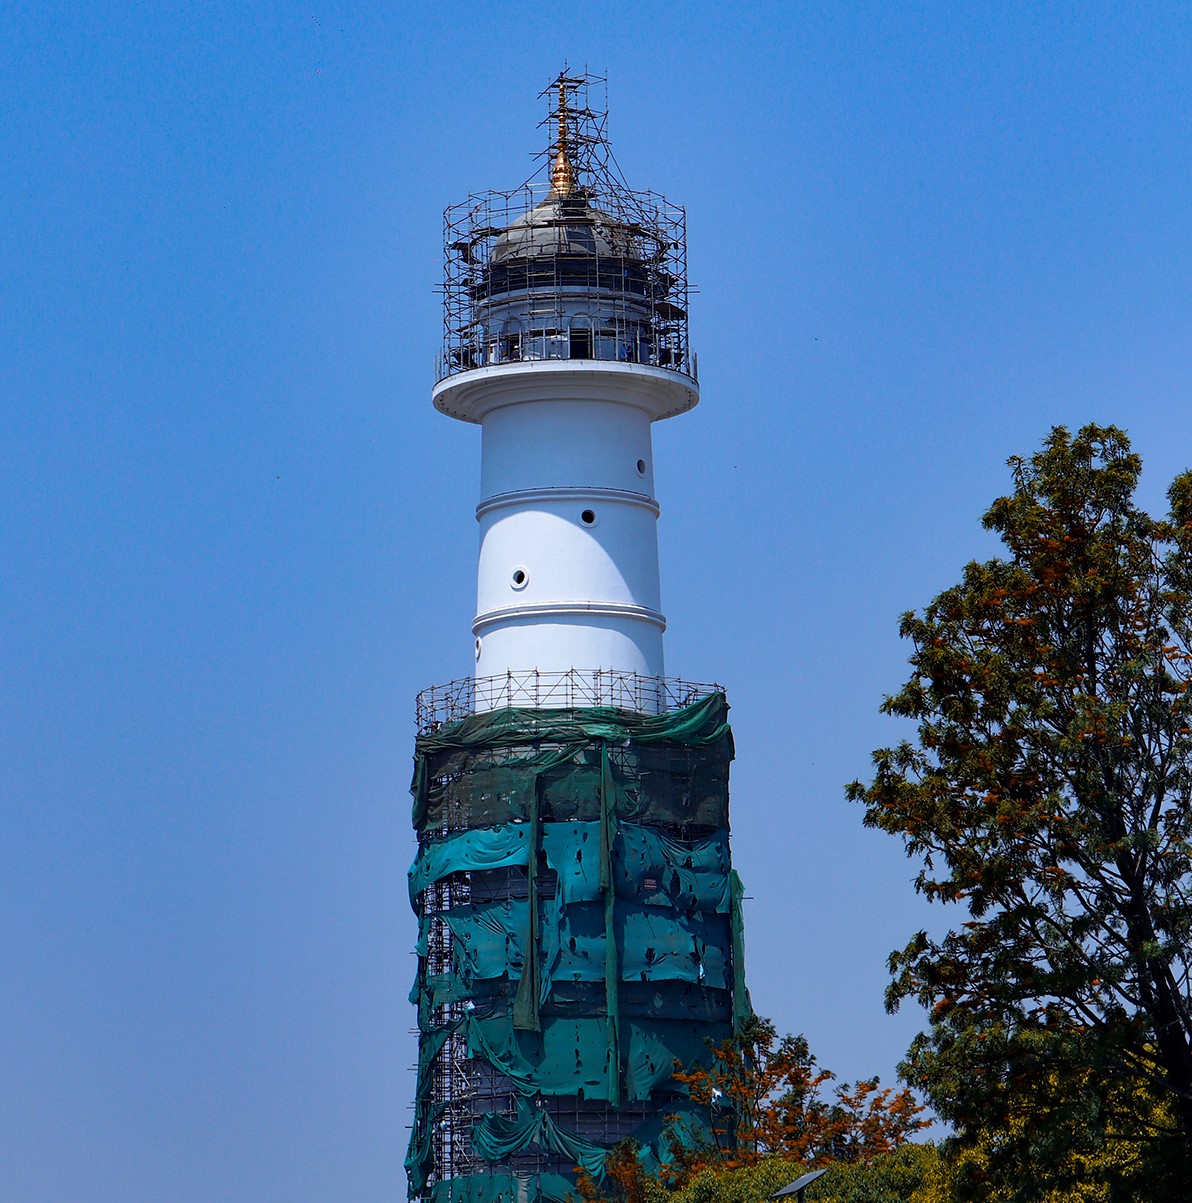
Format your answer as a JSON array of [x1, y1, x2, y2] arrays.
[[548, 76, 576, 198]]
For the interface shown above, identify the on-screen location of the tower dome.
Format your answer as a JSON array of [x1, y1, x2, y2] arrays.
[[489, 192, 631, 265], [486, 77, 639, 272], [474, 184, 657, 372]]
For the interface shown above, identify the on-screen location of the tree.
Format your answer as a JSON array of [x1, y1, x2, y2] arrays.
[[934, 1061, 1176, 1202], [669, 1016, 927, 1177], [802, 1142, 946, 1203], [574, 1018, 927, 1203], [847, 425, 1192, 1196], [614, 1143, 945, 1203]]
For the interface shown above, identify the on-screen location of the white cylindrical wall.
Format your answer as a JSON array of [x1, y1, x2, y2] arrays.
[[474, 617, 660, 681], [477, 499, 661, 615], [480, 398, 655, 497], [474, 389, 664, 682], [474, 496, 665, 679], [429, 361, 699, 706]]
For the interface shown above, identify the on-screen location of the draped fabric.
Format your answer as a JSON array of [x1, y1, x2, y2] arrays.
[[407, 694, 748, 1201]]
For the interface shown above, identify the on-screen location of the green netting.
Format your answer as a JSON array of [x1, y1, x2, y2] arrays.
[[614, 825, 731, 912], [729, 868, 753, 1032], [408, 824, 534, 901], [405, 1020, 458, 1194], [419, 1100, 714, 1203], [418, 691, 731, 753], [467, 1097, 716, 1181], [412, 691, 734, 832], [462, 1011, 725, 1102], [407, 694, 748, 1202], [599, 742, 620, 1104], [428, 1099, 716, 1203], [428, 1171, 578, 1203], [513, 777, 543, 1031]]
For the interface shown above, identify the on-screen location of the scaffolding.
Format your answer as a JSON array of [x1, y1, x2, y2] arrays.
[[437, 70, 693, 384], [416, 670, 722, 734], [406, 690, 749, 1203]]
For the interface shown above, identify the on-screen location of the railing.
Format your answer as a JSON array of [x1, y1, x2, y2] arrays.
[[432, 345, 699, 387], [416, 669, 723, 733]]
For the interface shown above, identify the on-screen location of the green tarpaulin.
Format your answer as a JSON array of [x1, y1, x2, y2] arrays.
[[427, 1171, 579, 1203], [407, 694, 749, 1202]]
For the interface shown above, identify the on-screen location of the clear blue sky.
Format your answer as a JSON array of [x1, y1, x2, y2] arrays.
[[2, 2, 1190, 1199]]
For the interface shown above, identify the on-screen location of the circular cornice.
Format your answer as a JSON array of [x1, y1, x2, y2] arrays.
[[432, 361, 699, 425]]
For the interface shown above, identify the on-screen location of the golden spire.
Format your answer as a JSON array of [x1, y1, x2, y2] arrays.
[[548, 76, 576, 198]]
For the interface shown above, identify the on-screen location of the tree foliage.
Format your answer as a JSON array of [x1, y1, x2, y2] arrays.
[[575, 1018, 927, 1203], [597, 1144, 944, 1203], [847, 425, 1192, 1197], [668, 1016, 926, 1178], [936, 1061, 1175, 1202], [802, 1142, 945, 1203]]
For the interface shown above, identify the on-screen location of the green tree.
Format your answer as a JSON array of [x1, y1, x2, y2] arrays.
[[802, 1142, 945, 1203], [847, 425, 1192, 1198], [935, 1062, 1175, 1202], [649, 1144, 944, 1203]]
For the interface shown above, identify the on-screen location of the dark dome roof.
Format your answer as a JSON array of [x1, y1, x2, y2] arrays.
[[490, 192, 638, 264]]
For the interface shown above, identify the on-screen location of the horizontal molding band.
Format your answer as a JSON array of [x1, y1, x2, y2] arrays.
[[476, 486, 660, 520], [473, 600, 667, 635]]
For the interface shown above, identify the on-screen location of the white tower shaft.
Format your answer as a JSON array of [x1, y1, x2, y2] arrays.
[[433, 362, 697, 698]]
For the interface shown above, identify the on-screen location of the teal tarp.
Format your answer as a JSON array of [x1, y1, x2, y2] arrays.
[[416, 691, 732, 755], [411, 822, 731, 913], [428, 1171, 578, 1203], [470, 1098, 608, 1177], [438, 899, 730, 991], [462, 1012, 726, 1103], [407, 695, 748, 1201]]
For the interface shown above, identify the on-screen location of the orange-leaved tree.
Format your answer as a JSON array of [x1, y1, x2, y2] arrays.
[[668, 1015, 928, 1180], [575, 1139, 656, 1203]]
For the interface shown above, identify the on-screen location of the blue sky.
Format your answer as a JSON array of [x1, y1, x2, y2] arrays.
[[2, 2, 1190, 1199]]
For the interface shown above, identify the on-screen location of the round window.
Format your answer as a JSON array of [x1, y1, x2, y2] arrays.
[[580, 509, 597, 527], [511, 567, 529, 590], [636, 458, 647, 477]]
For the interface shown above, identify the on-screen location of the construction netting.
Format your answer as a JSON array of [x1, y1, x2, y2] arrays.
[[407, 691, 750, 1203]]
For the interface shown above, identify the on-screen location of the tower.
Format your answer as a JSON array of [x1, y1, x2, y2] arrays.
[[408, 73, 749, 1203]]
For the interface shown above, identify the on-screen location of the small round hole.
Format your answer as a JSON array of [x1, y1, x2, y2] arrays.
[[511, 567, 528, 590], [636, 459, 647, 476], [474, 637, 482, 660], [580, 509, 597, 527]]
